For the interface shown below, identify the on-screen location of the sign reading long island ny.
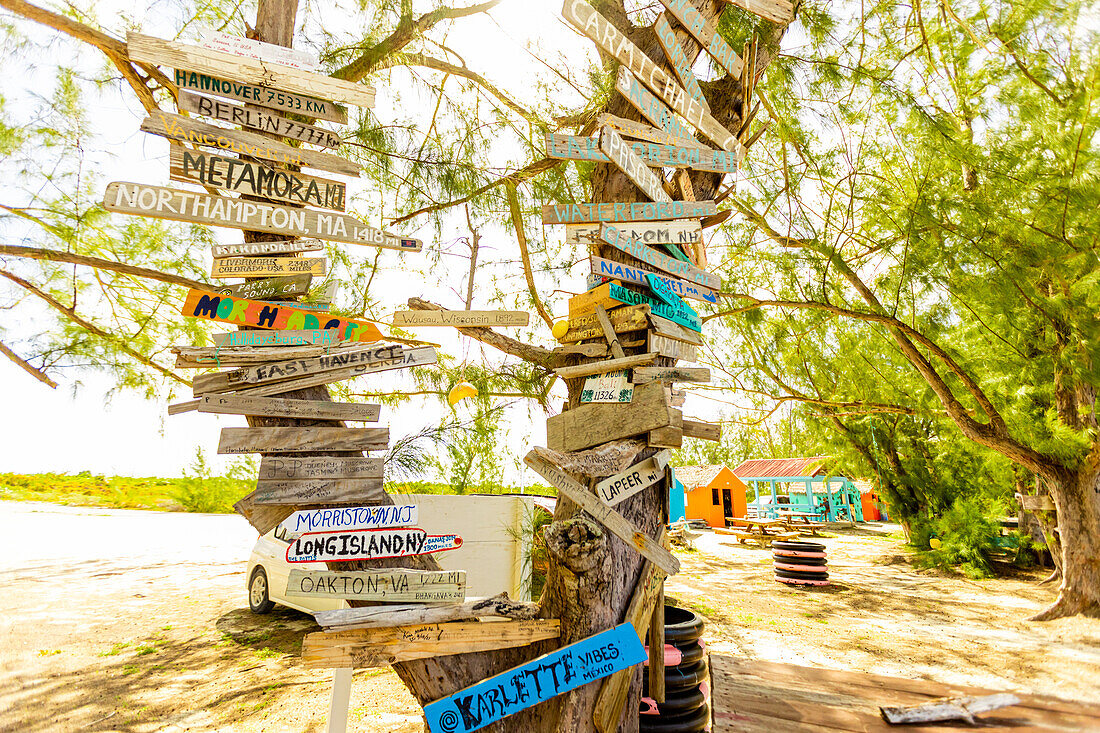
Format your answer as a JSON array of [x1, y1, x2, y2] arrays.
[[287, 528, 462, 563]]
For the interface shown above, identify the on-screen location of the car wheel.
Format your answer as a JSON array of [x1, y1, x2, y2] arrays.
[[249, 567, 276, 614]]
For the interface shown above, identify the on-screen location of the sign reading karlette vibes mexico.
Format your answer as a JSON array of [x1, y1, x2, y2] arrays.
[[180, 288, 383, 342]]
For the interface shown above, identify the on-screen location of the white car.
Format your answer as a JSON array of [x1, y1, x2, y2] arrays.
[[246, 525, 348, 615]]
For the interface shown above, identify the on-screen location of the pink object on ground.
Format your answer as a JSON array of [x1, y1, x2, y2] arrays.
[[773, 549, 827, 558], [774, 561, 829, 573], [644, 644, 683, 667], [640, 697, 658, 715], [776, 575, 830, 586]]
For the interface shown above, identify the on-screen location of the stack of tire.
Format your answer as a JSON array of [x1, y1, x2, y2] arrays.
[[640, 605, 709, 732], [773, 540, 829, 586]]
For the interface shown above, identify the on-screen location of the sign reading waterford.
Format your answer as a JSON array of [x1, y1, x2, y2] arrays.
[[423, 623, 646, 733], [287, 528, 462, 563], [542, 200, 716, 225]]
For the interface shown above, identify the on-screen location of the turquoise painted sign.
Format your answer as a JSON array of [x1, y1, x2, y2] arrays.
[[608, 282, 701, 332], [423, 623, 646, 733], [645, 272, 684, 308], [590, 257, 717, 304]]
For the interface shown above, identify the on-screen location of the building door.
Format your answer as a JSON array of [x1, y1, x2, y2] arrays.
[[722, 489, 733, 519]]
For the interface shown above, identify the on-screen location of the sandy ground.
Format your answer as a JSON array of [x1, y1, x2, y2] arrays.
[[1, 502, 1097, 732]]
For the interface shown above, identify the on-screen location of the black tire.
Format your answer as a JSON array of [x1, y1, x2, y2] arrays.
[[639, 702, 709, 732], [663, 606, 704, 644], [673, 640, 704, 666], [774, 568, 829, 581], [651, 686, 705, 714], [248, 567, 276, 614], [644, 659, 708, 690], [773, 540, 826, 553], [772, 554, 827, 566]]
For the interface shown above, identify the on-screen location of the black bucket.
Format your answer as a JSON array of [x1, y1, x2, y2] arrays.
[[640, 605, 708, 732]]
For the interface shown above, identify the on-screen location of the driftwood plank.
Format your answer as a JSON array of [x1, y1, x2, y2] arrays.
[[724, 0, 795, 26], [600, 126, 672, 203], [211, 275, 314, 302], [285, 569, 465, 603], [648, 311, 705, 346], [632, 367, 710, 384], [199, 395, 380, 421], [553, 352, 657, 380], [233, 491, 294, 535], [191, 343, 407, 394], [128, 32, 376, 108], [880, 694, 1021, 725], [683, 419, 721, 442], [253, 478, 385, 505], [656, 0, 744, 77], [654, 13, 709, 111], [594, 452, 671, 506], [178, 91, 341, 149], [557, 304, 650, 344], [259, 456, 383, 480], [391, 310, 530, 327], [525, 450, 679, 576], [173, 69, 346, 124], [529, 440, 648, 478], [224, 347, 437, 398], [614, 67, 702, 147], [546, 133, 737, 175], [217, 427, 389, 454], [545, 381, 674, 452], [315, 592, 539, 630], [210, 256, 326, 278], [212, 240, 325, 258], [648, 333, 698, 362], [541, 200, 716, 225], [600, 223, 722, 291], [597, 113, 701, 149]]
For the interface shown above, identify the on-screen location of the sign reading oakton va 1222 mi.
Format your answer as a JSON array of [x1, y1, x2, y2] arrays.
[[287, 528, 462, 563]]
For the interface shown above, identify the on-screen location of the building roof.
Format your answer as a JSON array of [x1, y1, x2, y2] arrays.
[[675, 465, 726, 489], [851, 479, 877, 495], [732, 456, 830, 479]]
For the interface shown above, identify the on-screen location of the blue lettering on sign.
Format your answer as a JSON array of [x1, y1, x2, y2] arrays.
[[424, 623, 645, 733]]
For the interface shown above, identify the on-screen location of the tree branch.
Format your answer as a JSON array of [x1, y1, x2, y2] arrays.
[[0, 338, 57, 388], [506, 183, 555, 329], [0, 244, 207, 290]]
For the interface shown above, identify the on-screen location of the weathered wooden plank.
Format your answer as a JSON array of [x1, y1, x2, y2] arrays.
[[594, 305, 627, 359], [302, 620, 560, 671], [217, 427, 389, 454], [211, 329, 340, 348], [286, 568, 464, 603], [211, 239, 324, 258], [391, 310, 530, 327], [105, 183, 423, 253], [281, 504, 414, 533], [722, 0, 795, 26], [211, 275, 313, 302], [225, 347, 437, 398], [654, 13, 709, 111], [174, 69, 347, 124], [316, 592, 539, 630], [562, 0, 743, 153], [683, 419, 721, 442], [614, 67, 701, 147], [196, 29, 319, 71], [287, 528, 461, 562], [597, 113, 703, 149], [600, 126, 672, 203], [211, 256, 326, 278], [648, 423, 684, 449], [424, 623, 645, 732], [254, 478, 385, 505], [547, 133, 737, 175], [542, 199, 716, 225], [178, 91, 341, 149], [554, 352, 657, 380], [198, 394, 380, 421], [260, 456, 384, 481], [233, 491, 294, 535], [545, 381, 674, 452], [657, 0, 744, 77], [589, 256, 716, 305], [608, 281, 702, 332], [556, 304, 651, 343], [180, 288, 384, 342], [648, 311, 705, 345], [525, 450, 680, 576], [595, 452, 670, 506], [601, 223, 721, 290], [632, 367, 710, 384], [649, 332, 698, 362], [142, 111, 358, 176], [570, 220, 700, 248], [128, 32, 376, 108], [552, 343, 609, 358], [170, 146, 345, 212]]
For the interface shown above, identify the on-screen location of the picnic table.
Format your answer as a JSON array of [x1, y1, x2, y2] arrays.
[[773, 510, 824, 536], [716, 518, 799, 547]]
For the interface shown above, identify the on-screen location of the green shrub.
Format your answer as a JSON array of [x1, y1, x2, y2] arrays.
[[170, 450, 252, 514], [911, 498, 1002, 578]]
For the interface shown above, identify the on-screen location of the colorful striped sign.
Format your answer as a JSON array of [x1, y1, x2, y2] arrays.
[[180, 288, 383, 342], [590, 256, 716, 304]]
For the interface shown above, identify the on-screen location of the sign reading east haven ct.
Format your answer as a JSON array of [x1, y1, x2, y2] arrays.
[[287, 528, 462, 563], [281, 504, 416, 534], [423, 623, 647, 733], [285, 569, 466, 603], [180, 289, 383, 342]]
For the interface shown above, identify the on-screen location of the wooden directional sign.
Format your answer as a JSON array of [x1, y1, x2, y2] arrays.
[[554, 352, 657, 380], [217, 427, 389, 454], [573, 281, 701, 332], [143, 112, 358, 177], [254, 479, 385, 506], [541, 200, 715, 225], [598, 113, 701, 149], [649, 333, 698, 362], [282, 504, 415, 534], [615, 67, 699, 146], [547, 134, 737, 175], [657, 0, 744, 77], [174, 69, 347, 124], [286, 569, 465, 603], [561, 0, 742, 153], [600, 126, 672, 203], [526, 450, 680, 575], [196, 29, 319, 71], [178, 90, 341, 149], [728, 0, 796, 24], [545, 382, 677, 453], [212, 329, 340, 347], [199, 394, 381, 421], [683, 419, 721, 441], [171, 146, 346, 211], [212, 240, 324, 258], [180, 289, 385, 342], [127, 33, 376, 108], [557, 304, 650, 343], [632, 367, 710, 384], [654, 13, 708, 111], [645, 272, 684, 308], [570, 220, 700, 248], [595, 451, 671, 506], [287, 528, 461, 563], [213, 274, 312, 300], [211, 256, 326, 278], [581, 369, 634, 404], [589, 256, 716, 305], [424, 623, 646, 733], [303, 620, 559, 671], [260, 456, 384, 481], [649, 310, 704, 345], [105, 183, 423, 252], [600, 223, 721, 290], [392, 310, 530, 327]]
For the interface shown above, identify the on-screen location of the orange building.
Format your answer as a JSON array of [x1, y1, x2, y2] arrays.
[[677, 465, 749, 528]]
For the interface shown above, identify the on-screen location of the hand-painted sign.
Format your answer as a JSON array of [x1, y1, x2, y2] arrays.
[[648, 332, 698, 362], [285, 569, 466, 603], [392, 311, 530, 327], [213, 274, 313, 300], [595, 452, 670, 506], [423, 623, 646, 733], [726, 0, 795, 24], [211, 256, 326, 278], [179, 288, 384, 342], [196, 29, 320, 71], [615, 67, 698, 146], [260, 456, 385, 481], [653, 13, 708, 111], [281, 504, 417, 534], [600, 223, 721, 290], [570, 220, 701, 248], [287, 528, 462, 563], [178, 91, 340, 149], [199, 394, 380, 421], [561, 0, 742, 153], [597, 281, 701, 332], [546, 134, 737, 174], [105, 183, 424, 252], [254, 479, 384, 505], [541, 200, 715, 225], [217, 427, 389, 454], [171, 146, 346, 211], [645, 272, 684, 308], [657, 0, 744, 77], [599, 126, 671, 203], [211, 240, 324, 258], [557, 304, 650, 343], [581, 369, 634, 404], [212, 328, 340, 347], [589, 256, 716, 305], [173, 69, 347, 124], [193, 344, 419, 392]]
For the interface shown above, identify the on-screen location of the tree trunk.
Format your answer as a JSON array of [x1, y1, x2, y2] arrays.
[[1031, 468, 1100, 619]]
